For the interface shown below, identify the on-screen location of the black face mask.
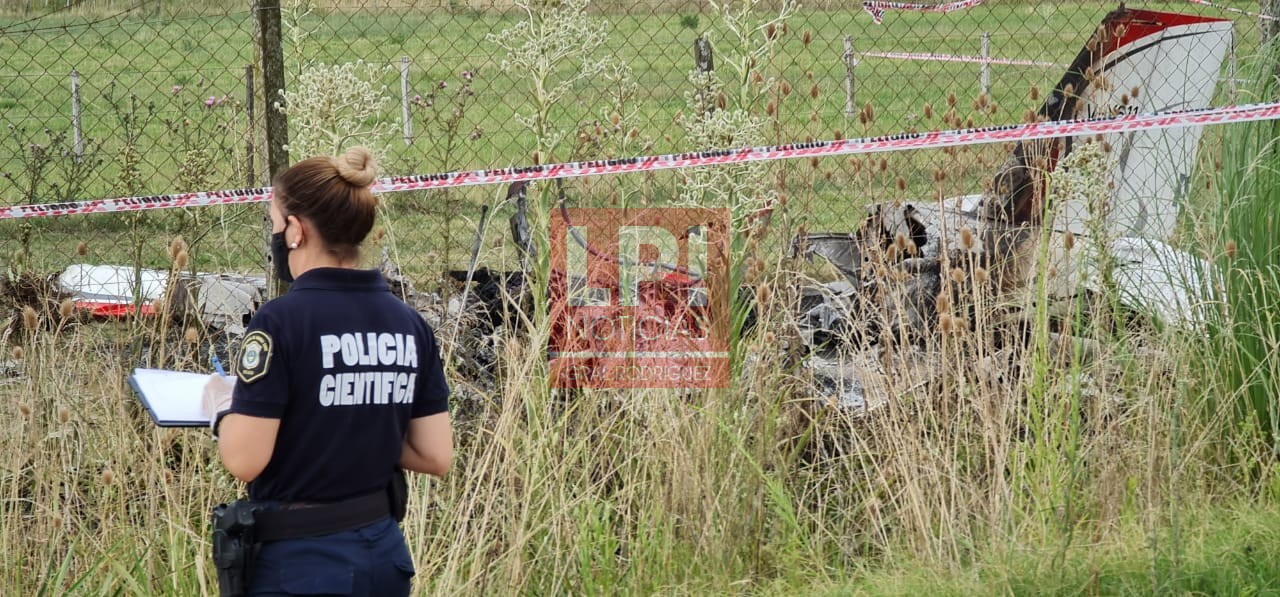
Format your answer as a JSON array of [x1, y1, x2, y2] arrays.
[[270, 223, 294, 283]]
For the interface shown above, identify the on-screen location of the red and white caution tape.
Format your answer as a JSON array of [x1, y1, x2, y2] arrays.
[[1187, 0, 1280, 21], [858, 50, 1063, 68], [862, 0, 987, 24], [4, 102, 1280, 221]]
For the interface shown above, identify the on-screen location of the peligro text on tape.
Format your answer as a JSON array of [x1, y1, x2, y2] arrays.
[[858, 50, 1062, 69], [862, 0, 987, 24], [3, 102, 1280, 222]]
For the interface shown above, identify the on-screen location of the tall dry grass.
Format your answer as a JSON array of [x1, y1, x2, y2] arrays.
[[0, 160, 1274, 594], [3, 27, 1280, 597]]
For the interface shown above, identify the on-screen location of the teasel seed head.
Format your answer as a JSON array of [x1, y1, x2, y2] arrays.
[[184, 327, 199, 344], [59, 298, 74, 320], [833, 130, 844, 141], [974, 267, 989, 284], [756, 283, 772, 306], [894, 232, 908, 253], [939, 312, 955, 333], [58, 405, 70, 425], [11, 346, 23, 361], [923, 103, 934, 120], [950, 267, 966, 283], [716, 92, 728, 110], [169, 236, 186, 260], [878, 158, 888, 172], [1131, 86, 1140, 98], [1063, 230, 1075, 251], [22, 306, 38, 331], [1030, 85, 1040, 101], [897, 176, 907, 191], [947, 92, 957, 107], [781, 81, 792, 97], [767, 101, 777, 117], [802, 30, 812, 46], [936, 292, 951, 313], [765, 23, 777, 40], [960, 227, 975, 251], [752, 71, 763, 85], [101, 468, 115, 485], [76, 241, 88, 257], [810, 157, 820, 169], [175, 250, 189, 270], [1226, 240, 1237, 260]]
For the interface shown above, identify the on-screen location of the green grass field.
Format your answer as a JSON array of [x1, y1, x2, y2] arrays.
[[2, 2, 1280, 594], [3, 0, 1265, 282]]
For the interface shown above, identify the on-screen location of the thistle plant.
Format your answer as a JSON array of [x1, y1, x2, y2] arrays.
[[105, 85, 158, 322], [706, 0, 799, 108], [278, 60, 394, 162], [164, 82, 243, 191], [1043, 139, 1118, 299], [410, 70, 483, 173], [487, 0, 612, 162], [0, 126, 102, 278]]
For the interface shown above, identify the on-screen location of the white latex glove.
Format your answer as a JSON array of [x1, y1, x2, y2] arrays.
[[202, 374, 236, 433]]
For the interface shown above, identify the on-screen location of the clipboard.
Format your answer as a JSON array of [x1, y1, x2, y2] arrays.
[[127, 368, 212, 427]]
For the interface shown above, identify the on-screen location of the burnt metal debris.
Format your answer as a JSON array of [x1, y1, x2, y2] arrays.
[[6, 8, 1228, 413]]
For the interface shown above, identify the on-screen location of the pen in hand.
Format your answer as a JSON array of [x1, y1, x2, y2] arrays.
[[211, 352, 227, 377]]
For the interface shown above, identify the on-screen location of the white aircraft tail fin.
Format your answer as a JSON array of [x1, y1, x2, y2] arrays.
[[985, 7, 1233, 241]]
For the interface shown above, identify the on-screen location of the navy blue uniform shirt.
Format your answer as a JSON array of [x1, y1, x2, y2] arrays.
[[229, 267, 449, 503]]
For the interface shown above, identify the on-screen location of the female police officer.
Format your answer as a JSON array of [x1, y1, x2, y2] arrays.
[[202, 146, 453, 596]]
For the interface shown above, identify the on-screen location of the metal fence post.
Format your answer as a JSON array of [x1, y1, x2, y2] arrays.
[[401, 56, 413, 145], [70, 69, 83, 161], [980, 31, 991, 97], [1229, 38, 1238, 103], [844, 35, 857, 120]]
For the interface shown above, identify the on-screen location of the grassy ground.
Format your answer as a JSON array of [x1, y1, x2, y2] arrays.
[[0, 0, 1264, 282], [1, 2, 1279, 595]]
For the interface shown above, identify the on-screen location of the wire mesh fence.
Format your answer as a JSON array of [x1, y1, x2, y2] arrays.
[[0, 0, 1276, 347]]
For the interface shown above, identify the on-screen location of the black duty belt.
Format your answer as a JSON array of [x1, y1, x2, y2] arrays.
[[253, 490, 390, 543]]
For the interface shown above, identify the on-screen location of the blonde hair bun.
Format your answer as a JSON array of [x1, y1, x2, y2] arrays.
[[334, 146, 378, 188]]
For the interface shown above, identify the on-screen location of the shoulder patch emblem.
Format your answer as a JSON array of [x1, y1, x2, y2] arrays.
[[237, 330, 273, 384]]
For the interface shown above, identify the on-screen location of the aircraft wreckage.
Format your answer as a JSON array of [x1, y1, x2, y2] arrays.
[[42, 7, 1230, 409]]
